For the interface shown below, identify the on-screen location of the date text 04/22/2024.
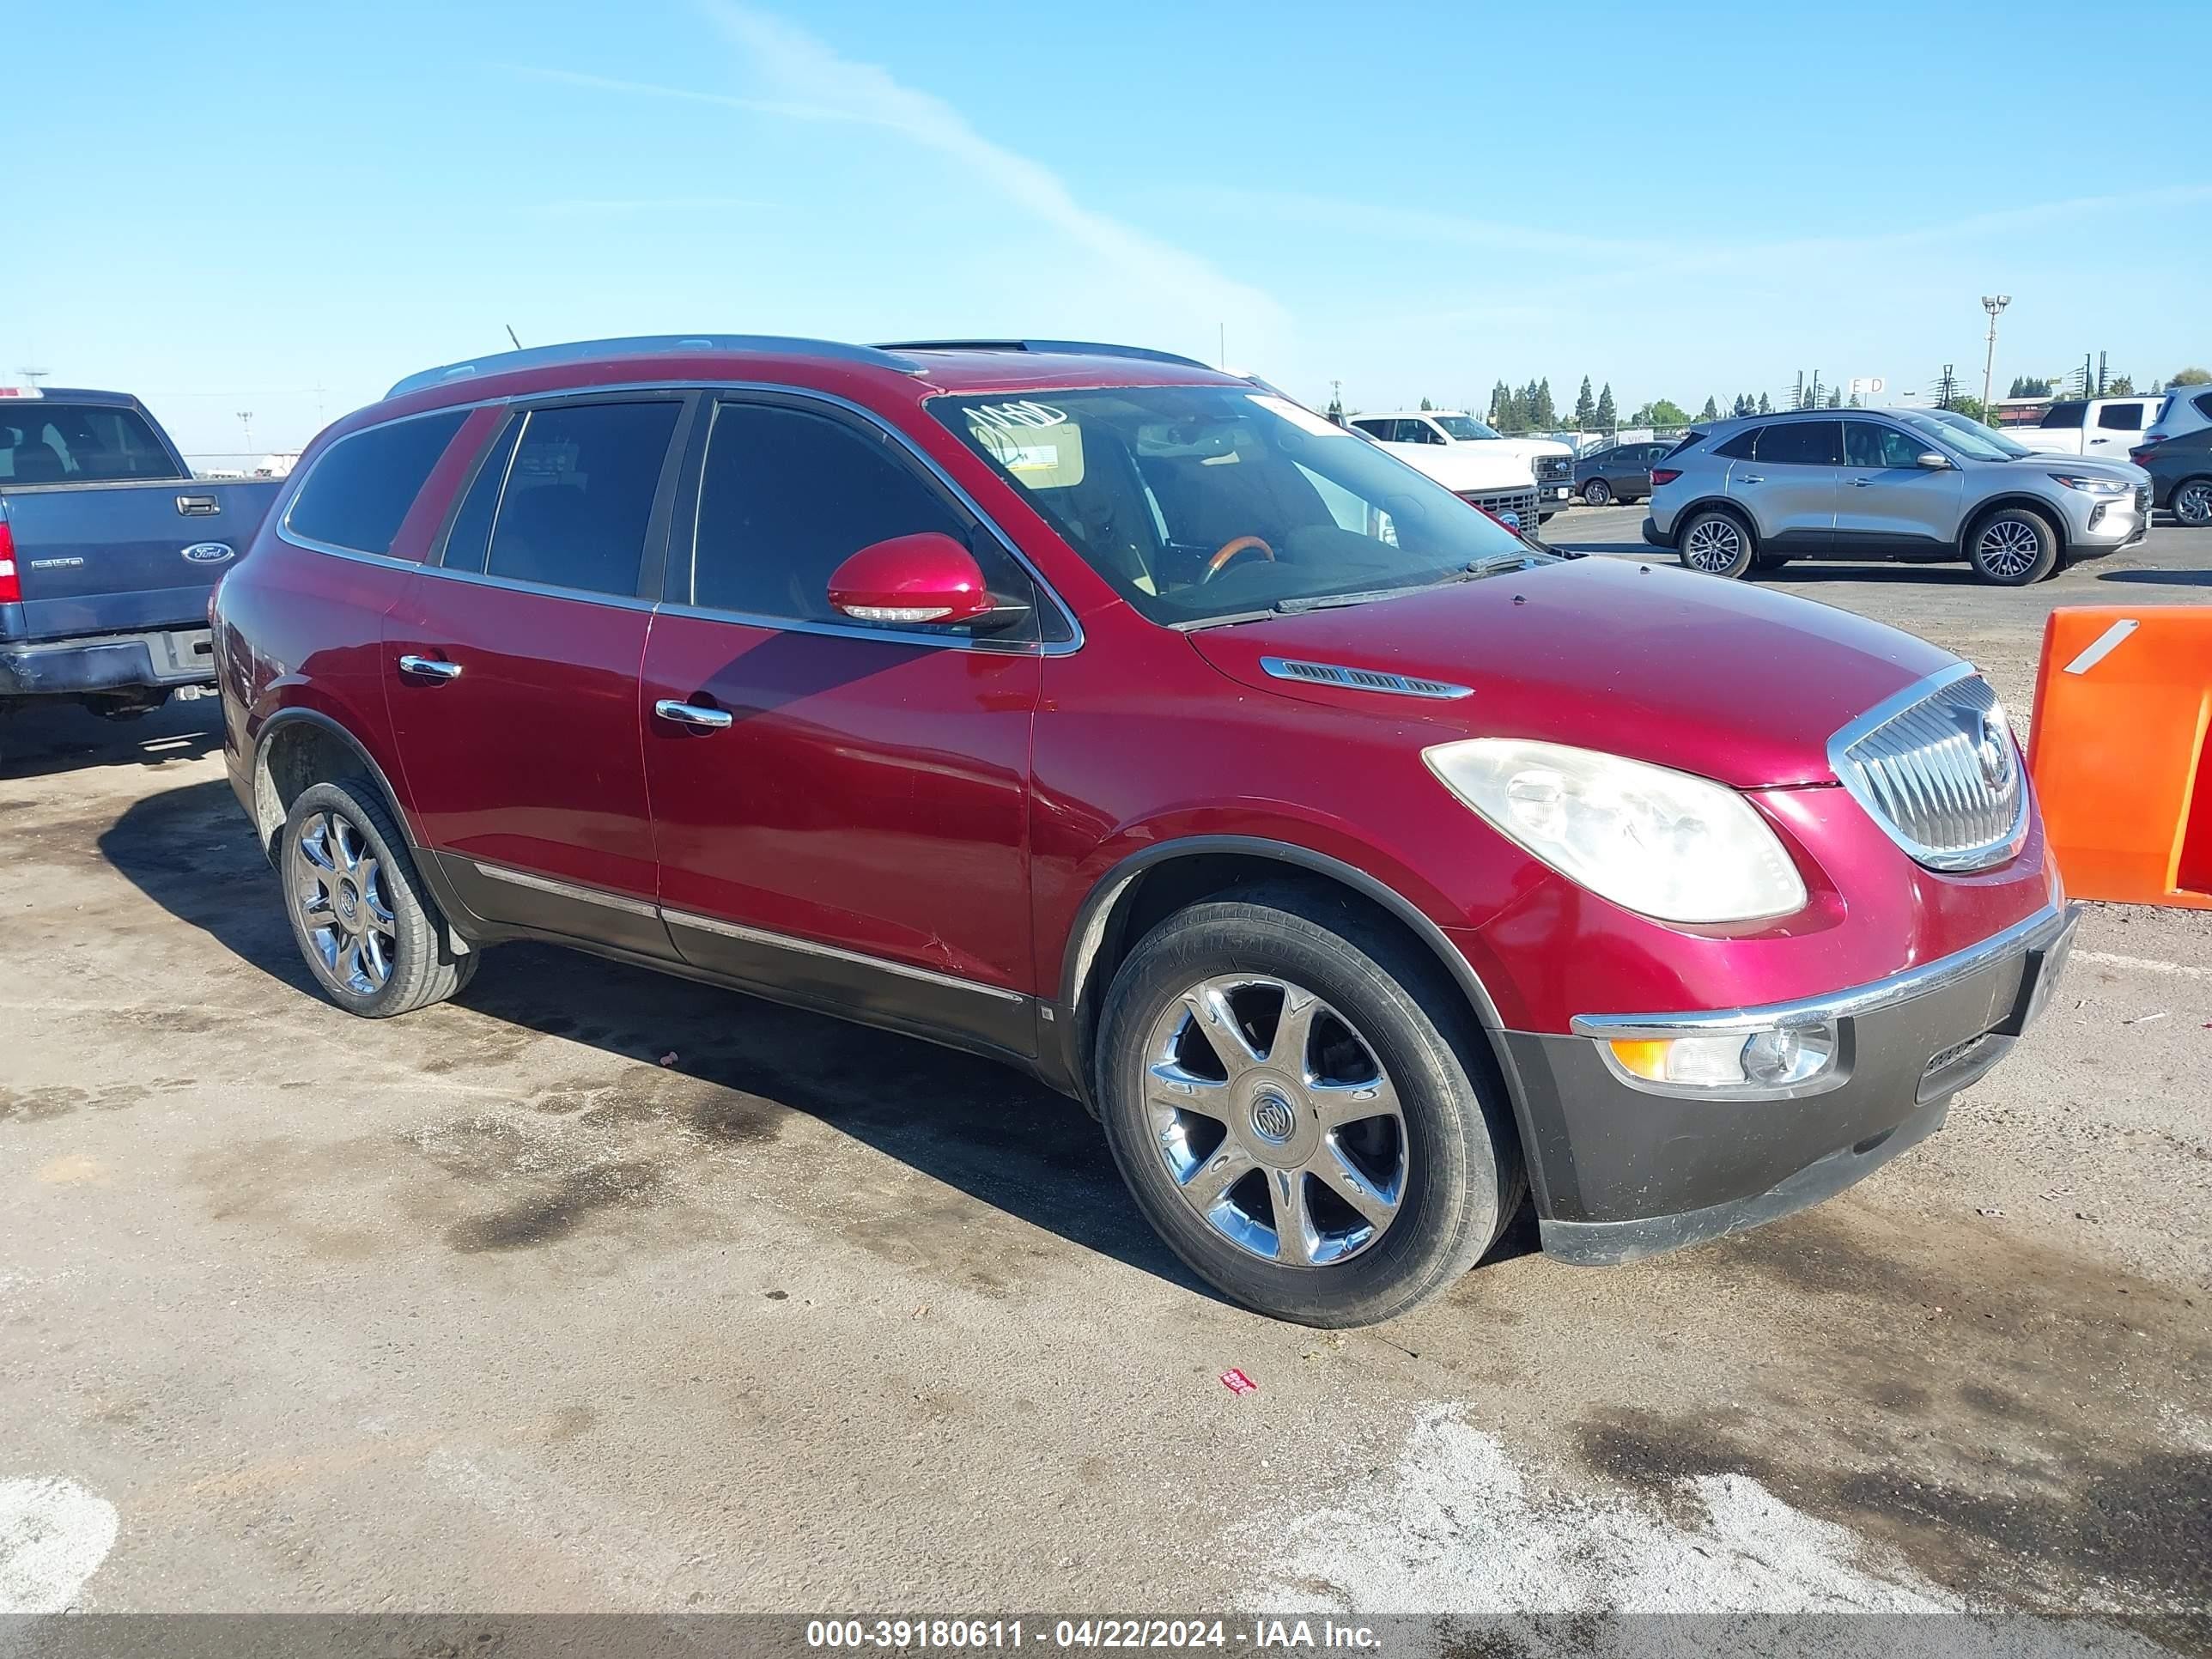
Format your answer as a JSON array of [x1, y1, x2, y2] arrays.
[[804, 1620, 1382, 1650]]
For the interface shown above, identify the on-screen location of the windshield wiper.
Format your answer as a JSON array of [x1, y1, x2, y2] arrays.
[[1271, 557, 1533, 616]]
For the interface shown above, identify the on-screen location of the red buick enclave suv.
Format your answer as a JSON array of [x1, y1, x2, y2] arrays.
[[211, 336, 2077, 1325]]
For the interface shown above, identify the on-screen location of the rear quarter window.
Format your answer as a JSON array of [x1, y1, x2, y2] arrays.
[[287, 411, 470, 556]]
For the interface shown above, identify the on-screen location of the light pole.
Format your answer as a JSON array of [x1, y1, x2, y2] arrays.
[[1980, 295, 2010, 414]]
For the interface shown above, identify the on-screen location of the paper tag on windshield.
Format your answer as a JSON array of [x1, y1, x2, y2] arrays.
[[1248, 394, 1347, 437]]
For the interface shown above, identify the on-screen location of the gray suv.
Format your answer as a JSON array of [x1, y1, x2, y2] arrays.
[[1642, 408, 2152, 585]]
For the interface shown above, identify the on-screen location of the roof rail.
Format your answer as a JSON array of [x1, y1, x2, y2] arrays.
[[384, 335, 924, 400], [872, 338, 1213, 372]]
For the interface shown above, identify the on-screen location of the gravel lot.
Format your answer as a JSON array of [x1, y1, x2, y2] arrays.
[[3, 520, 2207, 1647]]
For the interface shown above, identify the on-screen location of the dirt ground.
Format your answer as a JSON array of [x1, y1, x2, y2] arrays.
[[2, 524, 2206, 1651]]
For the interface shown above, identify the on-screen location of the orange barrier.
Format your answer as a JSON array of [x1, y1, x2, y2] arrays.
[[2027, 606, 2212, 909]]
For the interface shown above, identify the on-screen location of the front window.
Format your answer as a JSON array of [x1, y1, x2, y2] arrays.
[[1432, 414, 1499, 441], [932, 386, 1539, 627], [1895, 410, 2014, 462]]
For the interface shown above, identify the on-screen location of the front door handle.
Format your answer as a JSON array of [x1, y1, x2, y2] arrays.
[[1848, 477, 1877, 487], [654, 699, 732, 731], [1736, 474, 1765, 484], [398, 654, 464, 682]]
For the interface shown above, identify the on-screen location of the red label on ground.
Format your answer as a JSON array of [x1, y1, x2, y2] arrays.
[[1219, 1369, 1257, 1395]]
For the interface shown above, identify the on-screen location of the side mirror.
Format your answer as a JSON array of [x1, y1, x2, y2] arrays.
[[827, 532, 996, 627], [1917, 450, 1953, 470]]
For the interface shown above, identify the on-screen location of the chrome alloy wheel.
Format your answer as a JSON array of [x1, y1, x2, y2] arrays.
[[1977, 518, 2042, 579], [1142, 975, 1408, 1268], [1682, 516, 1743, 572], [293, 808, 397, 995], [2176, 481, 2212, 526]]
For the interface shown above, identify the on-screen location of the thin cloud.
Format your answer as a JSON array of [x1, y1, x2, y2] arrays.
[[521, 196, 779, 216], [507, 7, 1288, 348]]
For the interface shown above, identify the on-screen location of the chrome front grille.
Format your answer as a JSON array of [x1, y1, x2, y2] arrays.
[[1535, 454, 1572, 484], [1829, 669, 2028, 872], [1456, 486, 1539, 524]]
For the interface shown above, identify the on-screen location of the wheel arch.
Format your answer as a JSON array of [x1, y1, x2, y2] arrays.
[[1961, 493, 2070, 557], [253, 708, 479, 953], [1672, 495, 1755, 544], [1051, 836, 1515, 1118]]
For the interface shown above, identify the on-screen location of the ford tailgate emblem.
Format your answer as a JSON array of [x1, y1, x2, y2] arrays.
[[181, 542, 235, 565]]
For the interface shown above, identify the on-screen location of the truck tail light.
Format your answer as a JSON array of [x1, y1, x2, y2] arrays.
[[1650, 467, 1683, 486], [0, 519, 19, 604]]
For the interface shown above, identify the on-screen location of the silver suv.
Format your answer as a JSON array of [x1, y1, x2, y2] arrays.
[[1642, 408, 2152, 585]]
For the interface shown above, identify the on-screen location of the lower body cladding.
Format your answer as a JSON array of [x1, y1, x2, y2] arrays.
[[0, 625, 216, 702], [1495, 902, 2081, 1263]]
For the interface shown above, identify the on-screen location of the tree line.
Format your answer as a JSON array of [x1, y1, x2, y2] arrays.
[[1484, 377, 1786, 436]]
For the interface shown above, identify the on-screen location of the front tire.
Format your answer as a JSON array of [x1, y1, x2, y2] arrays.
[[1583, 478, 1613, 506], [2174, 478, 2212, 527], [1966, 506, 2059, 585], [281, 778, 475, 1018], [1094, 885, 1521, 1327], [1678, 508, 1755, 579]]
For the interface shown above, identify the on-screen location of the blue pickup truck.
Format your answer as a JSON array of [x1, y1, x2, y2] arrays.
[[1, 386, 281, 757]]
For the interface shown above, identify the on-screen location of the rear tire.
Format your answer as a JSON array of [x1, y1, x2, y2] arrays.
[[2174, 478, 2212, 527], [280, 778, 476, 1018], [1583, 478, 1612, 506], [1677, 508, 1755, 579], [1094, 884, 1521, 1328], [1966, 506, 2059, 586]]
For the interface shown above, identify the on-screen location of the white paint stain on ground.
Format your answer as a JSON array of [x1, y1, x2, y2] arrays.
[[1249, 1407, 2169, 1656], [1255, 1405, 1948, 1615], [0, 1477, 118, 1613]]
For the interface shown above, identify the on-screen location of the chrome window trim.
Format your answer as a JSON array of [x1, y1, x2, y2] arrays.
[[471, 860, 659, 919], [683, 384, 1085, 658], [1825, 662, 2031, 872], [662, 907, 1028, 1005], [279, 379, 1085, 657], [1570, 902, 2071, 1038]]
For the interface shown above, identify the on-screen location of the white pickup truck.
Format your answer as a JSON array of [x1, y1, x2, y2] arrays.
[[1999, 395, 2163, 458], [1347, 410, 1576, 528]]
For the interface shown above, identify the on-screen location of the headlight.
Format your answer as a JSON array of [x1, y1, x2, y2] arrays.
[[2050, 474, 2130, 496], [1423, 738, 1808, 923]]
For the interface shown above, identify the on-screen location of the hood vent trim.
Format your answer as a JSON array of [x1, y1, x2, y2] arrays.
[[1259, 656, 1473, 701]]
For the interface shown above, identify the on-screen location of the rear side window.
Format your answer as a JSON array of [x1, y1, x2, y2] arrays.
[[483, 401, 680, 597], [287, 411, 468, 556], [1713, 428, 1759, 460], [2196, 392, 2212, 420], [0, 402, 179, 484], [2097, 404, 2146, 431], [1755, 421, 1842, 465], [2041, 402, 2086, 429], [690, 401, 1030, 633]]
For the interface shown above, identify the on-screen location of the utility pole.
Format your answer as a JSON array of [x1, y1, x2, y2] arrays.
[[1218, 323, 1226, 368], [15, 366, 49, 388], [1980, 295, 2010, 413], [236, 410, 254, 453]]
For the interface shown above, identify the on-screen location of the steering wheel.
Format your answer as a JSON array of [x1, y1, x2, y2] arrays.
[[1201, 535, 1275, 581]]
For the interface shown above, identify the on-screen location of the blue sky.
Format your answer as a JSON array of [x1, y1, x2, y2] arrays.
[[9, 0, 2209, 459]]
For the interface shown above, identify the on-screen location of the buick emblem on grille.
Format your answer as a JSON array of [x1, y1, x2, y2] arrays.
[[1974, 710, 2015, 793]]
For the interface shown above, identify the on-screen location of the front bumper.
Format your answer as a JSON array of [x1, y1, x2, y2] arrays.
[[1499, 902, 2081, 1264], [0, 627, 216, 698]]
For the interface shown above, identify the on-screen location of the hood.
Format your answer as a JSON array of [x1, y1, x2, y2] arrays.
[[1992, 452, 2149, 483], [1377, 441, 1536, 490], [1185, 556, 1958, 788], [1472, 436, 1573, 462]]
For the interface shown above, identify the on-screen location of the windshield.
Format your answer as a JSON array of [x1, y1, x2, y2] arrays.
[[1433, 414, 1499, 441], [1923, 409, 2033, 458], [933, 386, 1540, 626], [1895, 409, 2014, 463]]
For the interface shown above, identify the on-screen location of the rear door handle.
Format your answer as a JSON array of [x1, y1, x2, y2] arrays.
[[176, 494, 219, 516], [398, 654, 463, 682], [654, 699, 732, 731], [1736, 474, 1765, 484], [1848, 477, 1877, 487]]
